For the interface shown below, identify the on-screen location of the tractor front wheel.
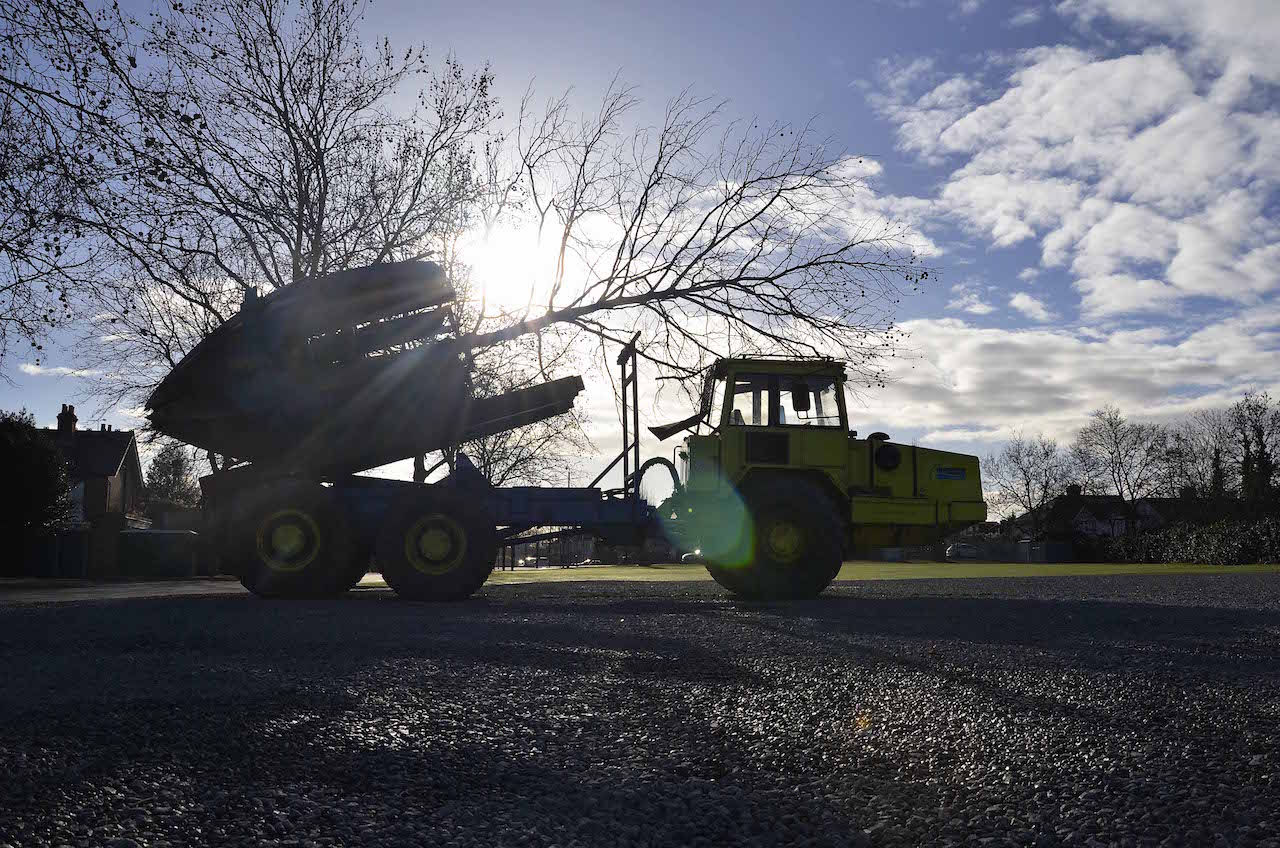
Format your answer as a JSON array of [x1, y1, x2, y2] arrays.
[[705, 477, 844, 600], [375, 491, 497, 601]]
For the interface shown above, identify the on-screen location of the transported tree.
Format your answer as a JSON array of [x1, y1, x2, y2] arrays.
[[15, 0, 925, 480], [465, 82, 922, 390]]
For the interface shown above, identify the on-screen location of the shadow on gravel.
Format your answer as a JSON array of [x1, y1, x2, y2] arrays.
[[377, 586, 1280, 674], [3, 578, 1278, 847]]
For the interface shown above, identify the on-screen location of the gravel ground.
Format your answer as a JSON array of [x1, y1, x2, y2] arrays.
[[1, 573, 1278, 847]]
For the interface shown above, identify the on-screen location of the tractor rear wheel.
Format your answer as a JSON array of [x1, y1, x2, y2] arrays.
[[375, 490, 497, 601], [705, 477, 844, 600], [230, 481, 358, 598]]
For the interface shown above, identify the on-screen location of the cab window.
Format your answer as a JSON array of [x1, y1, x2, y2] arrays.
[[728, 374, 769, 426], [780, 376, 843, 428]]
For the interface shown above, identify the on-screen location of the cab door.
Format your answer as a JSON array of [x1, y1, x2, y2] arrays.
[[720, 372, 770, 484], [776, 374, 850, 489], [721, 372, 851, 492]]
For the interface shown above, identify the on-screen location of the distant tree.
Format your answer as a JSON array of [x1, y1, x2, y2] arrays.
[[143, 440, 201, 515], [1072, 405, 1166, 514], [0, 408, 71, 533], [1229, 391, 1279, 507], [985, 431, 1077, 539], [1162, 408, 1235, 500]]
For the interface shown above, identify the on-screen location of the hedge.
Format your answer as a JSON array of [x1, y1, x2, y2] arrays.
[[1088, 516, 1280, 565]]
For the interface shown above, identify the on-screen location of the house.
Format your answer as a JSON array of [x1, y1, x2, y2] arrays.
[[46, 404, 146, 525], [24, 404, 149, 578], [1016, 485, 1202, 542]]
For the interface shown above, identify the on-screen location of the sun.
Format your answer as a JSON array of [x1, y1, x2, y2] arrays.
[[461, 223, 552, 313]]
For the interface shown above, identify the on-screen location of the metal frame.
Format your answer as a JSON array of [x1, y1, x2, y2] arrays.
[[589, 332, 641, 500]]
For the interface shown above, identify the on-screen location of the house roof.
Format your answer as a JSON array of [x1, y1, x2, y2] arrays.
[[1018, 492, 1203, 535], [44, 428, 137, 480], [1043, 493, 1132, 525]]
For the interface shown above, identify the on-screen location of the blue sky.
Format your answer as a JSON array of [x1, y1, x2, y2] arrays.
[[8, 0, 1279, 481]]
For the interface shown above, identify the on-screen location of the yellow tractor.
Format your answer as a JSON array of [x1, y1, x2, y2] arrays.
[[654, 357, 986, 599]]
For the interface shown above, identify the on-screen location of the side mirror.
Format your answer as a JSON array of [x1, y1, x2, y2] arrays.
[[789, 382, 811, 413]]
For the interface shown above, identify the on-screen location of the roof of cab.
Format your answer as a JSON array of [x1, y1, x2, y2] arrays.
[[712, 357, 846, 378]]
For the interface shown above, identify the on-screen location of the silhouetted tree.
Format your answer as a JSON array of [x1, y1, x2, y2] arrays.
[[467, 83, 923, 391], [14, 0, 923, 485], [1161, 408, 1235, 500], [1072, 405, 1166, 515], [0, 408, 71, 534], [1230, 392, 1279, 507], [58, 0, 497, 414], [985, 431, 1077, 539], [144, 440, 200, 516], [0, 0, 136, 368]]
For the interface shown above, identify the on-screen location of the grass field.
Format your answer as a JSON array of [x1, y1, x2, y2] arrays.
[[442, 560, 1280, 587]]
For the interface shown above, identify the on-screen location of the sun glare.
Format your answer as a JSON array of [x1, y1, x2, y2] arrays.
[[462, 224, 551, 313]]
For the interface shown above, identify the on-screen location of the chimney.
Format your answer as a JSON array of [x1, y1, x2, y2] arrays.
[[56, 404, 77, 433], [1065, 484, 1082, 498]]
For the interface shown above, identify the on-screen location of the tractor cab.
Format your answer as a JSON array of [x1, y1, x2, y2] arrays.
[[651, 358, 853, 496], [650, 357, 849, 441], [711, 359, 848, 431]]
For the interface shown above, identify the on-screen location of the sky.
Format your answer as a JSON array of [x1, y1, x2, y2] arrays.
[[6, 0, 1279, 491]]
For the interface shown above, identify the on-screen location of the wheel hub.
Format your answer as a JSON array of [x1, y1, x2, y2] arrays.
[[271, 524, 307, 558], [765, 519, 804, 563], [405, 514, 467, 575], [256, 508, 321, 572], [418, 527, 454, 560]]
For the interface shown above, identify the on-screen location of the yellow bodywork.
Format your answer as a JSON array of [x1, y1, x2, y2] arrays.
[[679, 358, 986, 552]]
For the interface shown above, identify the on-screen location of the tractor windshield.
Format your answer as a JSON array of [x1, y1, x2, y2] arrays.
[[780, 375, 843, 427], [723, 371, 845, 428]]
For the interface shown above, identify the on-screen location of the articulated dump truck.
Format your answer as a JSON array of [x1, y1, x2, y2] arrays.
[[149, 259, 986, 601]]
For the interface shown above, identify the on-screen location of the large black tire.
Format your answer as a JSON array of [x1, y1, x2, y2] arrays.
[[705, 477, 844, 600], [228, 481, 358, 598], [375, 490, 497, 601]]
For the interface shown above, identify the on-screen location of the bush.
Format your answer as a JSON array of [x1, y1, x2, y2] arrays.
[[1092, 516, 1280, 565], [0, 409, 72, 536]]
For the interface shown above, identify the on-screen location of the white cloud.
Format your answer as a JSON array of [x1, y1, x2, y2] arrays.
[[1073, 274, 1179, 318], [1059, 0, 1280, 87], [855, 309, 1280, 456], [872, 25, 1280, 318], [1009, 292, 1054, 321], [1009, 6, 1043, 26], [19, 363, 100, 378], [940, 172, 1083, 247], [945, 283, 996, 315], [867, 65, 980, 163]]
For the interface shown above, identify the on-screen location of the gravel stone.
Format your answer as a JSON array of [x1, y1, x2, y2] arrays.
[[1, 572, 1277, 846]]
